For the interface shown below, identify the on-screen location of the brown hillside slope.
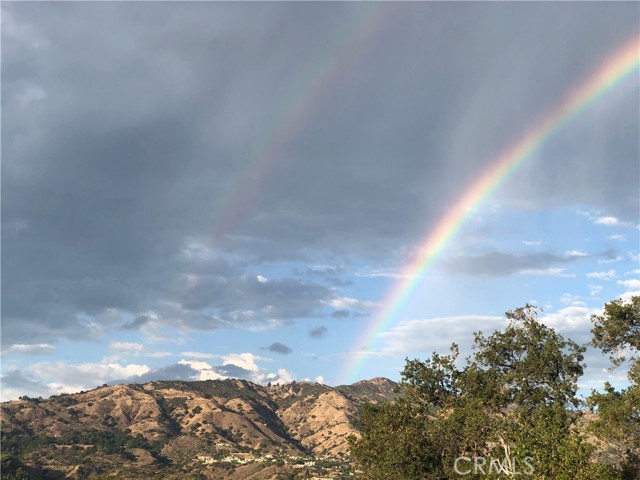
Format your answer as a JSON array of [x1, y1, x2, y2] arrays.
[[1, 378, 399, 479]]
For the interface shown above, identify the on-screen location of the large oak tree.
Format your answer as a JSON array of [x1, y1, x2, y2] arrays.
[[349, 305, 618, 479]]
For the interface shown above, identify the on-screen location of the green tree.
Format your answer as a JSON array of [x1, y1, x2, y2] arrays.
[[591, 296, 639, 365], [589, 296, 640, 477], [0, 452, 30, 480], [349, 305, 617, 479]]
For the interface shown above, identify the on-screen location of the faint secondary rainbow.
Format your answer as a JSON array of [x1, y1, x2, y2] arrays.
[[211, 4, 390, 238], [342, 35, 640, 384]]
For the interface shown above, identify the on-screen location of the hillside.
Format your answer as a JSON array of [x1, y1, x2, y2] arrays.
[[1, 377, 399, 479]]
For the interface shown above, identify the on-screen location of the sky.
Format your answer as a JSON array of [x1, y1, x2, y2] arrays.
[[2, 2, 639, 401]]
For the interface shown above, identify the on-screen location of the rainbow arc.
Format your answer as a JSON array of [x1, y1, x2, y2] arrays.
[[341, 35, 640, 384]]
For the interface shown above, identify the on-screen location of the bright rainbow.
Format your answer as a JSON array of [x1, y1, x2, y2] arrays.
[[342, 35, 640, 384]]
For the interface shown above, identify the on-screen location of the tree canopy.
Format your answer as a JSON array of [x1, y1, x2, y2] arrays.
[[350, 303, 628, 479], [591, 296, 639, 365], [588, 296, 640, 477]]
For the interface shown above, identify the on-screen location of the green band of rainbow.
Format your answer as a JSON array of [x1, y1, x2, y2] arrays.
[[341, 35, 640, 384]]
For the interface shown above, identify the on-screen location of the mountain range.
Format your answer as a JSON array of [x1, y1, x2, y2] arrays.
[[1, 377, 399, 479]]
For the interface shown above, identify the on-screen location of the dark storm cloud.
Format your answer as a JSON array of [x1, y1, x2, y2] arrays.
[[264, 342, 293, 355], [2, 3, 638, 345], [179, 274, 331, 319], [444, 251, 583, 277], [309, 326, 328, 339]]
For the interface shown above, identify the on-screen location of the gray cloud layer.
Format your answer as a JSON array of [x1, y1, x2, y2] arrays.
[[444, 251, 582, 277], [3, 3, 638, 346]]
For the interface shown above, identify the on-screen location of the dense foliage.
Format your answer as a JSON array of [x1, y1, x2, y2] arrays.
[[1, 429, 159, 457], [349, 301, 639, 479], [588, 296, 640, 478], [0, 452, 31, 480]]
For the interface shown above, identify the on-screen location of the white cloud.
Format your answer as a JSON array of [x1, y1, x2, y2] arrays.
[[220, 352, 264, 372], [522, 240, 542, 246], [520, 268, 575, 277], [263, 368, 295, 384], [560, 293, 584, 305], [621, 290, 640, 302], [198, 369, 226, 381], [194, 352, 293, 385], [589, 285, 603, 296], [30, 361, 150, 392], [256, 275, 268, 283], [587, 269, 616, 280], [355, 266, 426, 280], [109, 341, 145, 353], [540, 305, 597, 335], [580, 211, 635, 229], [594, 216, 622, 226], [3, 343, 55, 355], [598, 256, 624, 264], [358, 270, 412, 279], [328, 296, 377, 310], [178, 359, 213, 371], [617, 279, 640, 290], [314, 375, 326, 384], [2, 359, 154, 400], [181, 351, 218, 359], [591, 216, 635, 228], [565, 250, 587, 258], [175, 352, 294, 384], [177, 359, 226, 380], [607, 234, 626, 241], [145, 351, 173, 358], [107, 341, 171, 360], [47, 383, 91, 396], [378, 315, 504, 355]]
